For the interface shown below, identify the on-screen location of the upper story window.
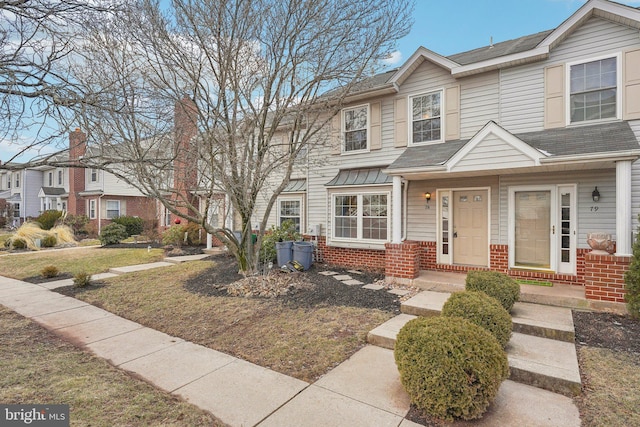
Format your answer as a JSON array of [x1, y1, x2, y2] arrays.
[[15, 173, 20, 188], [58, 170, 63, 185], [569, 56, 618, 123], [410, 91, 442, 144], [90, 168, 98, 182], [48, 172, 53, 186], [342, 105, 368, 153]]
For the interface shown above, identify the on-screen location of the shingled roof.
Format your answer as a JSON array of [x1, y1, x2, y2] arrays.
[[386, 121, 640, 171]]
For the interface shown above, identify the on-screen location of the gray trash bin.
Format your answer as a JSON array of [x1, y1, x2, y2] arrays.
[[276, 241, 293, 267], [293, 241, 314, 270]]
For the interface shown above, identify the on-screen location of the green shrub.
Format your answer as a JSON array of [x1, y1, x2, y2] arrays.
[[625, 221, 640, 319], [62, 214, 89, 236], [35, 210, 63, 230], [11, 238, 27, 249], [442, 291, 513, 348], [466, 270, 520, 312], [41, 235, 57, 248], [73, 271, 92, 288], [41, 265, 60, 278], [112, 216, 144, 237], [260, 220, 302, 263], [162, 225, 185, 247], [99, 223, 128, 245], [395, 316, 509, 421]]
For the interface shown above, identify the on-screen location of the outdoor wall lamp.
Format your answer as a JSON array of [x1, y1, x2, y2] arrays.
[[592, 187, 600, 202], [425, 192, 432, 209]]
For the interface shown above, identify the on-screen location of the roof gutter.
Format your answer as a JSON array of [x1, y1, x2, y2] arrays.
[[343, 83, 398, 104], [382, 165, 448, 176], [451, 46, 550, 77], [539, 150, 640, 164]]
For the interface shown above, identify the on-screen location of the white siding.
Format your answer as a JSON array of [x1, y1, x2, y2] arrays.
[[451, 135, 536, 172], [499, 170, 617, 248], [24, 170, 42, 217], [101, 171, 145, 197], [500, 17, 640, 133], [459, 72, 500, 139], [631, 120, 640, 230]]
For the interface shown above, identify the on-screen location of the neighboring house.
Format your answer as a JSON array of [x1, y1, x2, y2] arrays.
[[259, 0, 640, 306], [0, 130, 160, 233]]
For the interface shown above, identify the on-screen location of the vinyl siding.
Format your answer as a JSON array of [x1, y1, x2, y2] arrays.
[[500, 17, 640, 133], [631, 120, 640, 230], [24, 170, 42, 217], [459, 72, 500, 139], [499, 170, 616, 248], [450, 135, 536, 172]]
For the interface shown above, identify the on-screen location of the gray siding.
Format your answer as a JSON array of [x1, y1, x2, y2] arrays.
[[451, 135, 536, 172], [24, 170, 42, 217], [631, 120, 640, 231], [499, 170, 617, 248], [459, 72, 500, 139]]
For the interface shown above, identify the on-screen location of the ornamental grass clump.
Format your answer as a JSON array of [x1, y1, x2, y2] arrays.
[[442, 291, 513, 348], [465, 270, 520, 312], [395, 316, 509, 421], [41, 265, 60, 278], [73, 271, 92, 288]]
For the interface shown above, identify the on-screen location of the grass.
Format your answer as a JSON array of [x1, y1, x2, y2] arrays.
[[576, 347, 640, 426], [65, 261, 393, 382], [0, 247, 165, 280], [0, 306, 222, 426]]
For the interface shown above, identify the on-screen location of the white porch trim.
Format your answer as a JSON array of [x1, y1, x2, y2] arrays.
[[616, 160, 633, 255]]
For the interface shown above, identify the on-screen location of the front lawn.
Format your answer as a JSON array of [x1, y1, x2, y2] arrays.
[[0, 247, 165, 280]]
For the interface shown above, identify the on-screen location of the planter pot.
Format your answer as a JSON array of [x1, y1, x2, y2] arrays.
[[586, 232, 615, 255]]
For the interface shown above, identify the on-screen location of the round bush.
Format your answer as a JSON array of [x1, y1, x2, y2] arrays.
[[99, 223, 128, 245], [465, 271, 520, 312], [442, 291, 513, 348], [395, 316, 509, 421], [111, 215, 144, 237], [41, 265, 60, 278]]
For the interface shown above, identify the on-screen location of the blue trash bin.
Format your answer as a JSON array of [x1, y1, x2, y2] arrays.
[[293, 241, 314, 270], [276, 241, 294, 267]]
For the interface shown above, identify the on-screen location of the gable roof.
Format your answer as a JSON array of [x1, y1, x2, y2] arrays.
[[385, 121, 640, 175], [348, 0, 640, 97]]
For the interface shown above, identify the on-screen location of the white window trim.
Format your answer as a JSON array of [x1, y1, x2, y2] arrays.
[[105, 200, 120, 219], [329, 190, 391, 248], [48, 172, 53, 186], [89, 199, 97, 219], [408, 89, 445, 146], [341, 104, 370, 155], [565, 52, 622, 126], [277, 195, 304, 233], [90, 168, 99, 183], [58, 170, 63, 186]]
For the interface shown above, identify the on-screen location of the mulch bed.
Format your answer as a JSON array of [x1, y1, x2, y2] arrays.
[[573, 310, 640, 354], [184, 253, 402, 313], [22, 273, 73, 284]]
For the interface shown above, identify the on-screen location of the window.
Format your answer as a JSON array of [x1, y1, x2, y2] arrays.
[[278, 198, 301, 232], [13, 203, 20, 217], [333, 193, 388, 241], [569, 56, 617, 123], [411, 91, 442, 144], [89, 200, 96, 219], [342, 105, 368, 152], [105, 200, 120, 219], [90, 168, 98, 182], [15, 173, 20, 188], [58, 170, 63, 185]]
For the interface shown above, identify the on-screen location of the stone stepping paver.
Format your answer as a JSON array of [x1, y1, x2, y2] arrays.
[[343, 279, 364, 286], [333, 275, 352, 281], [318, 271, 339, 276], [347, 270, 364, 275], [388, 289, 410, 296], [363, 284, 385, 290]]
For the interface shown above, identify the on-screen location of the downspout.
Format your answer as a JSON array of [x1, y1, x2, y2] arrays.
[[22, 169, 27, 224], [98, 194, 104, 234]]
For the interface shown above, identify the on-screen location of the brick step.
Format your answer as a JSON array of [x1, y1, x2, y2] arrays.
[[367, 316, 581, 396], [401, 291, 575, 342]]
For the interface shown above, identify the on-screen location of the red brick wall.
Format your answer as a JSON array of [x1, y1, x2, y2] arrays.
[[584, 253, 631, 303], [490, 244, 509, 272], [315, 236, 385, 272], [385, 241, 420, 280], [68, 129, 86, 216]]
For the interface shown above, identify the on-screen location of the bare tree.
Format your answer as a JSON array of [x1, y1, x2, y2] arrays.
[[52, 0, 413, 274], [0, 0, 117, 160]]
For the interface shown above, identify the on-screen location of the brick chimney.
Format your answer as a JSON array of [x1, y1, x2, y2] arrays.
[[173, 96, 198, 219], [68, 128, 86, 216]]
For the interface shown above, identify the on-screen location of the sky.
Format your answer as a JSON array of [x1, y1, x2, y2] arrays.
[[2, 0, 640, 163]]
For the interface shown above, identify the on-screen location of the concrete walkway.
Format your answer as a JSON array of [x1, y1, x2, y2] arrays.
[[0, 259, 582, 427]]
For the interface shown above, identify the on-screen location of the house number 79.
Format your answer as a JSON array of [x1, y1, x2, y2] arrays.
[[590, 206, 599, 212]]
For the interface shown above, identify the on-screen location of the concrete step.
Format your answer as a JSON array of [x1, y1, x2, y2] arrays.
[[367, 316, 581, 396], [401, 291, 575, 342]]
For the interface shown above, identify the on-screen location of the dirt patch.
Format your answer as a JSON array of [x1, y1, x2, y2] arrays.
[[183, 254, 403, 313], [573, 310, 640, 354]]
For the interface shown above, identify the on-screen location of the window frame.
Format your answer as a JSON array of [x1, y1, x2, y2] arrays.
[[277, 196, 303, 233], [89, 199, 97, 219], [341, 104, 370, 154], [13, 202, 20, 217], [15, 173, 20, 188], [409, 89, 444, 146], [105, 200, 120, 219], [48, 172, 53, 186], [330, 190, 390, 245], [90, 168, 99, 183], [58, 170, 63, 186], [566, 53, 621, 125]]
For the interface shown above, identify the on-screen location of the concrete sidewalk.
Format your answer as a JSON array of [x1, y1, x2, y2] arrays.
[[0, 270, 581, 427]]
